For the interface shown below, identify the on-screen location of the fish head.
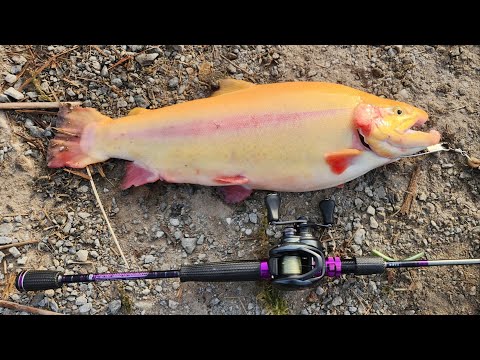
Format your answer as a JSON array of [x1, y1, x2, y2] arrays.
[[353, 98, 441, 159]]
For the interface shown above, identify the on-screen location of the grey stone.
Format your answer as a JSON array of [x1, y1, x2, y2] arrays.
[[78, 212, 90, 219], [144, 254, 155, 264], [168, 300, 179, 309], [134, 95, 150, 108], [369, 280, 378, 293], [227, 64, 237, 74], [169, 218, 180, 226], [76, 249, 89, 262], [315, 286, 325, 296], [141, 288, 150, 295], [10, 65, 22, 74], [26, 91, 38, 98], [397, 89, 410, 100], [9, 247, 21, 258], [332, 296, 343, 306], [405, 310, 415, 315], [174, 230, 182, 240], [0, 236, 12, 245], [17, 256, 28, 265], [181, 237, 196, 254], [101, 65, 109, 77], [4, 87, 24, 100], [135, 53, 159, 66], [354, 198, 363, 208], [196, 235, 204, 245], [49, 300, 59, 312], [4, 74, 17, 84], [117, 98, 128, 108], [168, 77, 179, 89], [12, 55, 27, 65], [66, 88, 76, 97], [170, 45, 184, 52], [75, 296, 88, 305], [111, 78, 123, 87], [366, 206, 376, 216], [0, 251, 5, 262], [78, 185, 89, 193], [154, 231, 164, 239], [225, 218, 232, 225], [354, 228, 366, 245], [369, 217, 379, 229], [307, 70, 317, 78], [245, 229, 252, 236], [349, 306, 357, 313], [108, 300, 122, 315], [210, 297, 220, 306], [79, 303, 92, 314], [0, 94, 9, 102], [248, 213, 258, 224]]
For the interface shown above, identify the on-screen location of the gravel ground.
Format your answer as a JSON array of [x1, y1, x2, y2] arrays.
[[0, 45, 478, 315]]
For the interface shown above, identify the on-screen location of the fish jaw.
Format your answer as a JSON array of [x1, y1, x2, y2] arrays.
[[354, 102, 441, 159]]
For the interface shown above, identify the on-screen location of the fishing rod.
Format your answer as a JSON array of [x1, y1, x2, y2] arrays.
[[15, 194, 480, 292]]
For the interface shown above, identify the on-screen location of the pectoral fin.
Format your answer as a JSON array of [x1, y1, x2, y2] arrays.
[[325, 149, 362, 175], [211, 79, 255, 97], [128, 107, 150, 116]]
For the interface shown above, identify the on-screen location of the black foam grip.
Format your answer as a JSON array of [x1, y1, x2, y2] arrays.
[[15, 270, 62, 291], [180, 261, 261, 282], [354, 257, 385, 275]]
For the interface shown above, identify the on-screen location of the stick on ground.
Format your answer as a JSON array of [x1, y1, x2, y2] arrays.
[[0, 240, 39, 251], [0, 102, 82, 110], [86, 166, 130, 269], [0, 299, 63, 315], [400, 164, 421, 216]]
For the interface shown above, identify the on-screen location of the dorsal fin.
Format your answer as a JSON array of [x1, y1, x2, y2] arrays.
[[211, 79, 255, 97]]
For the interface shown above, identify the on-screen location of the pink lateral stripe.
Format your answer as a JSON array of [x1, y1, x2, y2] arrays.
[[127, 109, 347, 139]]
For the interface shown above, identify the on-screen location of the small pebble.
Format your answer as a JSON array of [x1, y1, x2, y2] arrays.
[[76, 249, 89, 262], [108, 300, 122, 315], [144, 254, 155, 264], [181, 237, 196, 254], [170, 218, 180, 226], [248, 213, 258, 224], [9, 247, 21, 258], [332, 296, 343, 306], [4, 74, 17, 84], [354, 228, 366, 245], [78, 212, 90, 219], [4, 87, 24, 100], [366, 206, 376, 216], [79, 303, 92, 314], [135, 53, 159, 66], [168, 300, 179, 309], [370, 217, 379, 229]]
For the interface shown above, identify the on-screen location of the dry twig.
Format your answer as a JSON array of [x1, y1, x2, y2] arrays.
[[0, 299, 63, 315], [86, 166, 129, 268]]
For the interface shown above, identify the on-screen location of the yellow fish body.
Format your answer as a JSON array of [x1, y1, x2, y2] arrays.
[[48, 80, 441, 202]]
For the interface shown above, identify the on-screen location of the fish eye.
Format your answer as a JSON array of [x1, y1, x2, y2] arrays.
[[396, 108, 403, 115]]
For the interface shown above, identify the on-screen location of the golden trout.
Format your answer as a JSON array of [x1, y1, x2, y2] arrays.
[[48, 80, 441, 203]]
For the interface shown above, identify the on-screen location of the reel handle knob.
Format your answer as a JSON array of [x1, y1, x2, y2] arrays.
[[319, 199, 335, 226], [265, 193, 281, 222]]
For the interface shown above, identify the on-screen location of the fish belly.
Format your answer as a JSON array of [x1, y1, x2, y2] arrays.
[[95, 82, 390, 191]]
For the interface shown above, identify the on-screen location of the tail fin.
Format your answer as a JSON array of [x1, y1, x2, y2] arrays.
[[47, 106, 110, 168]]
